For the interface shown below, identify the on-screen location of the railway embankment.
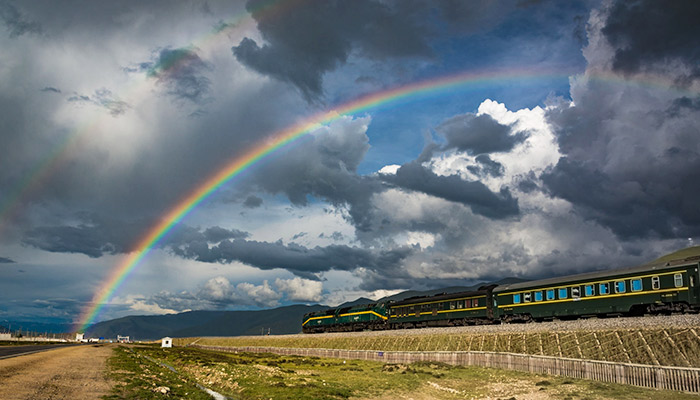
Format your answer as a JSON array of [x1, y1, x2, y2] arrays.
[[175, 314, 700, 368]]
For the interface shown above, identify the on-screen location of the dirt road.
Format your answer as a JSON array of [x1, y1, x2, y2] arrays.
[[0, 344, 113, 400]]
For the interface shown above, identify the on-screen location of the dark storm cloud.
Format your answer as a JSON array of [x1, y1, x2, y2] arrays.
[[249, 119, 385, 231], [172, 237, 413, 277], [602, 0, 700, 84], [243, 195, 263, 208], [436, 113, 528, 155], [21, 214, 249, 259], [436, 0, 511, 34], [233, 0, 432, 99], [137, 47, 212, 104], [23, 225, 117, 258], [0, 0, 41, 37], [0, 257, 15, 263], [542, 155, 700, 239], [21, 216, 153, 258], [384, 162, 519, 219], [203, 226, 248, 243]]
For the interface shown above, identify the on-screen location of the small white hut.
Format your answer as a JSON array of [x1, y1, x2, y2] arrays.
[[161, 337, 172, 348]]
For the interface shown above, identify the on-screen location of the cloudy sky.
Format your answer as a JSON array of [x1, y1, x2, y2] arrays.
[[1, 0, 699, 330]]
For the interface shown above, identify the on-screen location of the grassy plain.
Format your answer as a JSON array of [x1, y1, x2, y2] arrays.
[[105, 345, 699, 399]]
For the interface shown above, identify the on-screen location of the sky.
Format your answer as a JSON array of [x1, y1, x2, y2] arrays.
[[1, 0, 699, 331]]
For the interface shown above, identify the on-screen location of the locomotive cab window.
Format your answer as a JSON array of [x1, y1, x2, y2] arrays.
[[524, 292, 531, 302], [546, 289, 555, 301], [631, 278, 642, 292], [571, 286, 580, 298], [513, 293, 521, 304], [558, 288, 568, 299], [674, 273, 683, 288], [615, 280, 626, 293], [651, 276, 660, 290], [584, 284, 595, 296], [534, 291, 543, 302], [599, 283, 609, 295]]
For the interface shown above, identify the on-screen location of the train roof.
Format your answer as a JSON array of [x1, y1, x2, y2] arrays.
[[494, 257, 700, 293], [389, 288, 487, 307]]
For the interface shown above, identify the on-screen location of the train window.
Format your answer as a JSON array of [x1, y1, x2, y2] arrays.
[[599, 283, 609, 295], [651, 276, 660, 290], [674, 273, 683, 288], [571, 286, 580, 298], [546, 289, 555, 300], [524, 292, 531, 302], [631, 279, 642, 292], [513, 293, 521, 304], [534, 291, 543, 302], [584, 285, 595, 296], [450, 301, 456, 310], [691, 276, 695, 287], [558, 288, 568, 299], [615, 281, 626, 293], [457, 300, 464, 309]]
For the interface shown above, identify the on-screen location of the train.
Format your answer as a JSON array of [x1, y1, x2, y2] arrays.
[[302, 257, 700, 333]]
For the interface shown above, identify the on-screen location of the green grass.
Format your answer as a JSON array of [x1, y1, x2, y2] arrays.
[[109, 345, 699, 400], [650, 246, 700, 264], [104, 345, 212, 400]]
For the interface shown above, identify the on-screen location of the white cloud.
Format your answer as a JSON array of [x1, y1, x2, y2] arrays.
[[274, 277, 322, 302], [235, 280, 281, 308], [378, 164, 400, 175]]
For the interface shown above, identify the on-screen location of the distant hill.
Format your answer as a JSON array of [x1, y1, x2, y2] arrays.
[[649, 246, 700, 265], [85, 304, 328, 340]]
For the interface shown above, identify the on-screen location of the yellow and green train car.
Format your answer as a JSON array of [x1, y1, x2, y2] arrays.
[[302, 303, 388, 333], [387, 289, 494, 329], [493, 259, 700, 322]]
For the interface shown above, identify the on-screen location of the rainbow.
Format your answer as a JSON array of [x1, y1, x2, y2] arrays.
[[76, 65, 700, 332], [72, 67, 551, 331]]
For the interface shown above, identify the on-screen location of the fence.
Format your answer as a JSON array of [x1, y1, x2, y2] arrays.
[[190, 344, 700, 393]]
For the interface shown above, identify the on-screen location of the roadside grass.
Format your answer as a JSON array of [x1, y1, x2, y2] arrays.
[[177, 326, 700, 367], [110, 345, 699, 400], [104, 345, 211, 400]]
